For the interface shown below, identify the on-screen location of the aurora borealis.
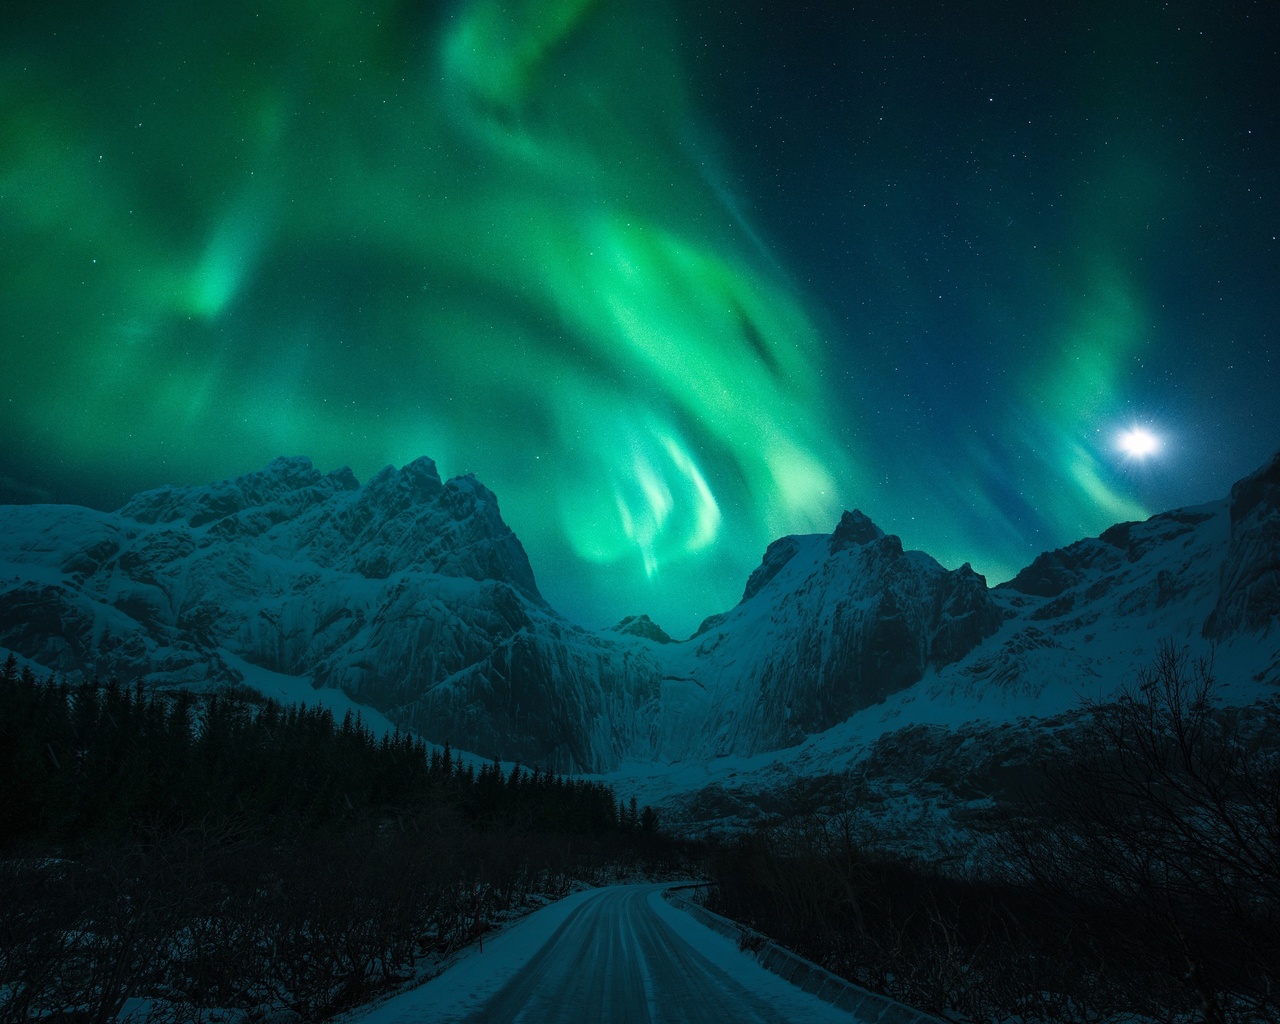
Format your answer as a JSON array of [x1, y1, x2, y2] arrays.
[[2, 0, 1277, 635]]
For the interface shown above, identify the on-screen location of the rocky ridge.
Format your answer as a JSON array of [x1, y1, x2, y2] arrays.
[[1, 452, 1277, 779]]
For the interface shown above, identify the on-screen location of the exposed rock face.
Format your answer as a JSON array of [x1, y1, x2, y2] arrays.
[[1205, 451, 1280, 638], [741, 537, 800, 602], [1004, 549, 1086, 599], [609, 615, 674, 644], [828, 509, 884, 552], [1003, 504, 1229, 611]]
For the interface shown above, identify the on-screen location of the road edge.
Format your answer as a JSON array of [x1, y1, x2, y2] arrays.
[[662, 886, 945, 1024]]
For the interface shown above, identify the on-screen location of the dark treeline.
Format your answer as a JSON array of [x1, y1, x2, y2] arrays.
[[0, 656, 622, 849], [706, 644, 1280, 1024], [0, 656, 687, 1023]]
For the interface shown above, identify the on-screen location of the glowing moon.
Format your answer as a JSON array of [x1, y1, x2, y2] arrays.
[[1118, 427, 1160, 458]]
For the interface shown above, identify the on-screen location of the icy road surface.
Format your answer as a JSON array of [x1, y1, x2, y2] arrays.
[[354, 883, 851, 1024]]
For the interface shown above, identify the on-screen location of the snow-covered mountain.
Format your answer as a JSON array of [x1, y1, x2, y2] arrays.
[[0, 456, 663, 770], [633, 510, 1004, 761], [610, 452, 1280, 833], [1, 451, 1277, 784]]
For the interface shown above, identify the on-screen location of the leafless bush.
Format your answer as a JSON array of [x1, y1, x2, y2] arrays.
[[708, 646, 1280, 1024], [1003, 641, 1280, 1024]]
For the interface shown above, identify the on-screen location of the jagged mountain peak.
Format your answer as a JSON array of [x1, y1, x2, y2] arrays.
[[829, 508, 886, 552], [361, 456, 444, 507], [109, 455, 539, 598], [118, 455, 356, 526], [677, 509, 1007, 752], [115, 456, 498, 530], [739, 510, 894, 605], [609, 614, 674, 644]]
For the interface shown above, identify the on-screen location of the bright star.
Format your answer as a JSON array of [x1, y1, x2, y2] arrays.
[[1118, 427, 1160, 459]]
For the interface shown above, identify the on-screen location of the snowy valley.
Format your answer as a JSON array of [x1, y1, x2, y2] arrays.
[[1, 448, 1276, 833]]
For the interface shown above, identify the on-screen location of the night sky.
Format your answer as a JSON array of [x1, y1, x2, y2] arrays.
[[2, 0, 1277, 636]]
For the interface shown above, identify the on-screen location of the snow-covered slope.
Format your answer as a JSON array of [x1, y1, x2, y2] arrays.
[[636, 510, 1003, 761], [606, 453, 1280, 831], [0, 456, 663, 771], [1, 452, 1277, 786]]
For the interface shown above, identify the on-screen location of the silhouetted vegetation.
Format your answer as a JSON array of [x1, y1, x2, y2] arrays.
[[0, 655, 684, 1022], [706, 643, 1280, 1024], [9, 642, 1273, 1023]]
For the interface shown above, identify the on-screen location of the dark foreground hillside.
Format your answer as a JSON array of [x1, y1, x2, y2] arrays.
[[0, 657, 688, 1022], [703, 645, 1280, 1024]]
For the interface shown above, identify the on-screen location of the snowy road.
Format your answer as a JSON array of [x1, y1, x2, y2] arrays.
[[355, 883, 850, 1024]]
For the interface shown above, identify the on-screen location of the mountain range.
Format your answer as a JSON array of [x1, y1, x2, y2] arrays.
[[1, 451, 1276, 818]]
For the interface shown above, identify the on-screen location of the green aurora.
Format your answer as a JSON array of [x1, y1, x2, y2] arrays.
[[2, 0, 1277, 633]]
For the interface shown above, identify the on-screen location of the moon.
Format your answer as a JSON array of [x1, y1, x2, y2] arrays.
[[1118, 426, 1160, 458]]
